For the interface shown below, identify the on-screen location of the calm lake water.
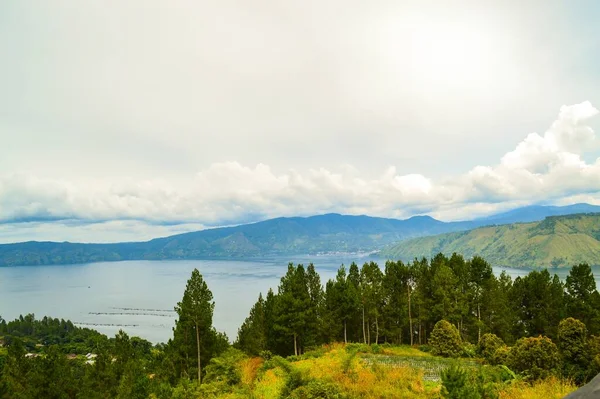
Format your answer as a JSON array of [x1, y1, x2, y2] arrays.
[[1, 256, 599, 344]]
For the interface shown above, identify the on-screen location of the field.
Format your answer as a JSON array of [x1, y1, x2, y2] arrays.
[[196, 343, 577, 398]]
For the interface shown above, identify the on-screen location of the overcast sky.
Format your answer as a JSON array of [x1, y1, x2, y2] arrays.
[[1, 0, 600, 243]]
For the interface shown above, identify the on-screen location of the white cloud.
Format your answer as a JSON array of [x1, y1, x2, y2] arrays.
[[1, 101, 599, 242]]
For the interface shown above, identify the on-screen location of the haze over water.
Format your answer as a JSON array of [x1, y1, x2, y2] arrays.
[[1, 258, 598, 343]]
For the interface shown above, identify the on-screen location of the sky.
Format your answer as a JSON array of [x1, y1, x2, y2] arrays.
[[1, 0, 600, 243]]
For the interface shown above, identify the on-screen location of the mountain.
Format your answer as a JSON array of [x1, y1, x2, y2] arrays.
[[474, 203, 600, 225], [380, 213, 600, 268], [0, 213, 475, 266], [3, 203, 599, 267]]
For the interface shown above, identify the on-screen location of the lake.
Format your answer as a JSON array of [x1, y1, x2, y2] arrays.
[[1, 256, 599, 344]]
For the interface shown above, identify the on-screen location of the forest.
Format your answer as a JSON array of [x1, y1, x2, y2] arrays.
[[1, 253, 599, 398]]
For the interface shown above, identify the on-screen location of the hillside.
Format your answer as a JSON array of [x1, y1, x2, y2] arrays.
[[381, 213, 600, 268], [0, 213, 474, 266]]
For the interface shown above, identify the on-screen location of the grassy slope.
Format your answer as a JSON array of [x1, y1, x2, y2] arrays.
[[204, 344, 575, 399], [381, 213, 600, 268]]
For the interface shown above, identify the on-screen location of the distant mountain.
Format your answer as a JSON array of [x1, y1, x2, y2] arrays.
[[380, 213, 600, 268], [475, 203, 600, 225], [0, 213, 475, 266], [2, 203, 599, 267]]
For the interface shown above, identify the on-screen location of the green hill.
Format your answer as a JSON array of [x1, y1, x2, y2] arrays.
[[380, 213, 600, 268]]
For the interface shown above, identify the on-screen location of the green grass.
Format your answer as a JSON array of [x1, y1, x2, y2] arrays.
[[0, 347, 7, 356]]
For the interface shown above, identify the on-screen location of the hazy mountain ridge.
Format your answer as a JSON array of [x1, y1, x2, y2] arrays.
[[1, 204, 599, 266], [381, 212, 600, 268]]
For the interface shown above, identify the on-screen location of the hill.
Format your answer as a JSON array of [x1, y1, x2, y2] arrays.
[[380, 213, 600, 268], [0, 213, 474, 266]]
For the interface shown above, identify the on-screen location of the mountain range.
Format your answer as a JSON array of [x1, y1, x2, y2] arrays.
[[1, 203, 599, 267]]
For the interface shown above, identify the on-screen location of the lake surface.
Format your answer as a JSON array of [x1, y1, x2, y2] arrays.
[[1, 256, 599, 344]]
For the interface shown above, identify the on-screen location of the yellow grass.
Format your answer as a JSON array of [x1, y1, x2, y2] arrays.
[[207, 343, 579, 399], [498, 377, 577, 399]]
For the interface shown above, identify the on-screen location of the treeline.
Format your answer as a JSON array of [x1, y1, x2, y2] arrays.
[[1, 253, 600, 398], [235, 254, 600, 355], [0, 314, 107, 354]]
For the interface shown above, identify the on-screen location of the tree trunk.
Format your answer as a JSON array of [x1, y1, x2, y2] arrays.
[[362, 306, 366, 344], [294, 333, 298, 356], [367, 318, 371, 345], [408, 285, 413, 346], [375, 316, 379, 344], [477, 302, 481, 343], [344, 320, 347, 344], [195, 322, 202, 383]]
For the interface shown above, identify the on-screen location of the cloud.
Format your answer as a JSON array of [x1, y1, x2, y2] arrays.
[[1, 101, 599, 241]]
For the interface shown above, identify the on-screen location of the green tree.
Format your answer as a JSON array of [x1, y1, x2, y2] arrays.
[[235, 293, 267, 356], [478, 333, 504, 364], [468, 256, 493, 342], [175, 269, 215, 382], [558, 317, 591, 383], [430, 320, 462, 358], [273, 264, 311, 356], [507, 336, 560, 380], [360, 261, 384, 344], [565, 263, 600, 334]]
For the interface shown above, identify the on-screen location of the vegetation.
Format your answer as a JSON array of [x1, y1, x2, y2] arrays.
[[382, 213, 600, 268], [2, 254, 600, 397]]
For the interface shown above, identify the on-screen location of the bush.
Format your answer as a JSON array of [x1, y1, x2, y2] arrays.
[[440, 364, 480, 399], [490, 346, 509, 366], [506, 336, 560, 380], [203, 348, 246, 386], [289, 379, 345, 399], [479, 334, 504, 364], [430, 320, 463, 358]]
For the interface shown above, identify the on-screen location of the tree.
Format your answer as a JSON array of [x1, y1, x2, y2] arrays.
[[360, 261, 384, 344], [347, 262, 363, 343], [430, 320, 462, 358], [305, 263, 324, 348], [507, 336, 560, 380], [565, 263, 600, 334], [558, 317, 591, 383], [175, 269, 215, 382], [468, 256, 493, 342], [510, 270, 564, 338], [235, 293, 267, 356], [273, 264, 311, 356], [478, 333, 504, 364]]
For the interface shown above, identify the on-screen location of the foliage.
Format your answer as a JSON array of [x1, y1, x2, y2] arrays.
[[479, 334, 505, 364], [430, 320, 463, 358], [506, 336, 561, 381]]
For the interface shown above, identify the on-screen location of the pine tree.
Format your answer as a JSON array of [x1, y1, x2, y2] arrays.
[[273, 264, 311, 356], [235, 293, 267, 355], [565, 263, 600, 334], [174, 268, 215, 382]]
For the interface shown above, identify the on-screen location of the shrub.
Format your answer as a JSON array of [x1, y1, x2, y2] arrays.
[[490, 346, 510, 366], [506, 336, 560, 380], [478, 334, 504, 364], [440, 364, 480, 399], [203, 348, 246, 385], [289, 379, 345, 399], [430, 320, 462, 358]]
